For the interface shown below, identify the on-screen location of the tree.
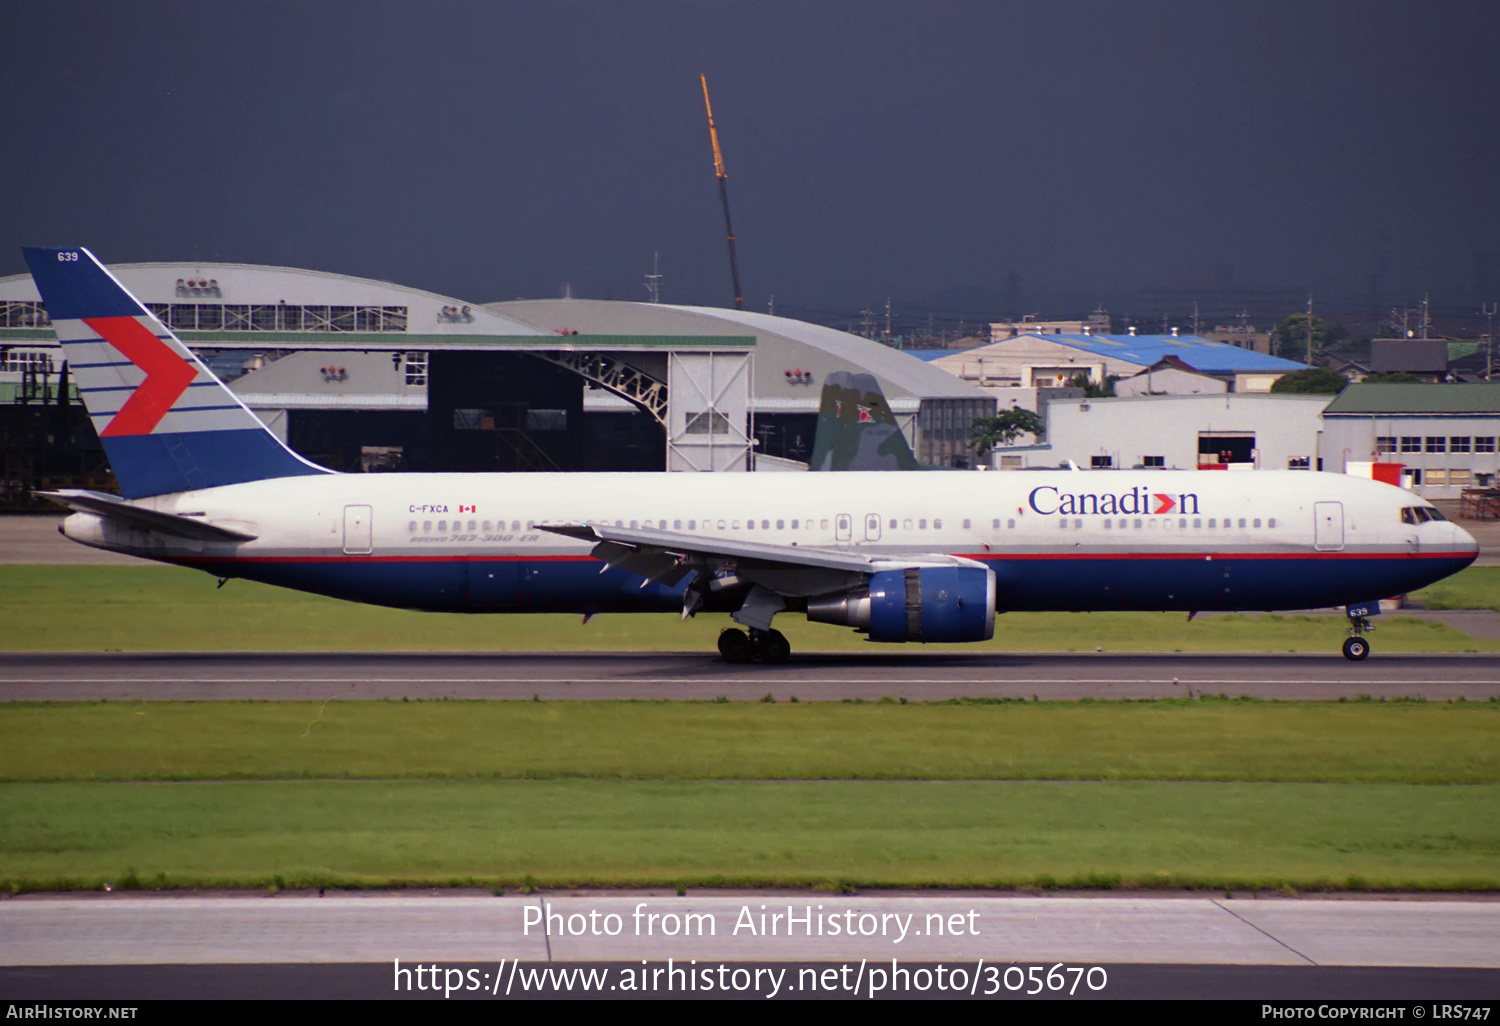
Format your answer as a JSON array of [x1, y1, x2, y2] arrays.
[[1269, 367, 1349, 394], [1068, 372, 1117, 398], [971, 407, 1044, 456], [1361, 371, 1419, 384], [1271, 314, 1351, 358]]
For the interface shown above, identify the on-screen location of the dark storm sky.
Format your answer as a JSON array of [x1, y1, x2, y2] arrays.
[[5, 1, 1498, 322]]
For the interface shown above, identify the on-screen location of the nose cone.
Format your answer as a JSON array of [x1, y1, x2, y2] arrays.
[[1452, 522, 1480, 566]]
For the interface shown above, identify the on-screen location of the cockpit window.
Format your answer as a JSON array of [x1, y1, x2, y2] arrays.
[[1402, 506, 1447, 524]]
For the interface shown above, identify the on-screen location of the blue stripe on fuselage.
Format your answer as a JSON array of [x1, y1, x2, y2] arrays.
[[171, 551, 1474, 616]]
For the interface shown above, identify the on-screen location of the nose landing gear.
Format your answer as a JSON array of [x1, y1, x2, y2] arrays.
[[717, 627, 791, 664], [1342, 612, 1374, 661]]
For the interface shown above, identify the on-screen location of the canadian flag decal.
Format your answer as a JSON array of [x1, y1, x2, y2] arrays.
[[1153, 493, 1177, 515], [459, 505, 476, 513]]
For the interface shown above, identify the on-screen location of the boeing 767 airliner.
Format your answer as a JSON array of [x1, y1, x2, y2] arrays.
[[22, 247, 1477, 662]]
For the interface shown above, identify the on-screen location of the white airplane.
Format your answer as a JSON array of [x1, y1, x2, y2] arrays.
[[23, 246, 1478, 662]]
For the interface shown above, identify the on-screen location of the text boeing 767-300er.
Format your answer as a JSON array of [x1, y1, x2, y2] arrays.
[[22, 246, 1478, 662]]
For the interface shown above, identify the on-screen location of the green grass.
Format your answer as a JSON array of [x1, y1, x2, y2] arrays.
[[1, 700, 1496, 784], [2, 565, 1497, 652], [1412, 566, 1500, 612], [3, 779, 1495, 892]]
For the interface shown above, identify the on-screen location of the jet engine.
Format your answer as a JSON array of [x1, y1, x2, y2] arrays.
[[806, 566, 996, 643]]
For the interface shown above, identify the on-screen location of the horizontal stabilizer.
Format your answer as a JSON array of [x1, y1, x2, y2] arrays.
[[38, 489, 258, 542]]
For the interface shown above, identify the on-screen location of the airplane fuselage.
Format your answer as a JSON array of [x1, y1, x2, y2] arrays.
[[61, 469, 1477, 621]]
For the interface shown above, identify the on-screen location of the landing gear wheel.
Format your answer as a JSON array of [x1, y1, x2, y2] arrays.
[[754, 629, 791, 664], [1342, 636, 1370, 661], [718, 628, 753, 664]]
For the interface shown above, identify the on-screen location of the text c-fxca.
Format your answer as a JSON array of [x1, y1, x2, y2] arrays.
[[22, 247, 1478, 663]]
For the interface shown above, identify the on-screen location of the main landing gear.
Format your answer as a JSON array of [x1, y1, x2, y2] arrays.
[[1342, 613, 1374, 661], [718, 627, 791, 664]]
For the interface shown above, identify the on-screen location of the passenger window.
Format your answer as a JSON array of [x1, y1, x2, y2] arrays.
[[438, 520, 447, 532], [673, 519, 681, 529], [820, 519, 829, 530], [1164, 519, 1174, 529], [790, 520, 798, 529], [992, 518, 1000, 529], [1007, 518, 1016, 529], [1238, 518, 1246, 528], [746, 520, 754, 530], [514, 521, 522, 531], [423, 521, 432, 532], [891, 519, 899, 529], [1193, 518, 1201, 528], [630, 520, 638, 529], [1103, 519, 1112, 529], [919, 519, 927, 529], [1134, 519, 1143, 529], [732, 520, 741, 530], [688, 520, 696, 530], [468, 520, 476, 531], [1253, 518, 1261, 528], [659, 520, 667, 529], [1268, 518, 1276, 528], [777, 520, 784, 529], [1060, 519, 1068, 530], [1074, 519, 1082, 529], [408, 521, 417, 532], [904, 519, 913, 530], [962, 518, 971, 529], [718, 520, 726, 529], [934, 518, 942, 529], [1179, 518, 1187, 529], [1208, 518, 1216, 528]]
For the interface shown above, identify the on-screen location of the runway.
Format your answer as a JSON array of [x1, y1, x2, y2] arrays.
[[1, 893, 1497, 999], [2, 651, 1498, 701]]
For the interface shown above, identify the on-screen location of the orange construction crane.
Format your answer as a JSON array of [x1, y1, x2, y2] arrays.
[[701, 74, 744, 310]]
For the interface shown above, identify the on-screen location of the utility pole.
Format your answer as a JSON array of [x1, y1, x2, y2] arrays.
[[1192, 301, 1200, 337], [1306, 294, 1314, 366], [644, 251, 662, 304], [884, 297, 892, 345], [768, 294, 774, 316], [700, 75, 744, 310], [1420, 294, 1430, 340], [1484, 302, 1497, 381]]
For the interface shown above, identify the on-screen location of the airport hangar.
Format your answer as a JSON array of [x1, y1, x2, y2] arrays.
[[0, 263, 994, 491]]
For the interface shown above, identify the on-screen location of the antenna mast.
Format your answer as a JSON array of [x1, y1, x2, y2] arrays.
[[701, 74, 744, 310]]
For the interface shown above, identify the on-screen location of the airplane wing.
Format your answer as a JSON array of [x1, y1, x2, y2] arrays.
[[38, 489, 259, 542], [539, 521, 985, 609]]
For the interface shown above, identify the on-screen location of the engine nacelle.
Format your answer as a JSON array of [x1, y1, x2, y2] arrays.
[[806, 566, 996, 643]]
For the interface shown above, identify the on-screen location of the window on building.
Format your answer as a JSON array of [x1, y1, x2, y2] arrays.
[[1449, 469, 1472, 487], [1287, 456, 1311, 470], [1476, 437, 1496, 453], [1451, 437, 1472, 453], [1426, 437, 1447, 453], [1375, 437, 1397, 454], [403, 352, 427, 386], [1142, 455, 1165, 468], [1091, 455, 1113, 468], [1401, 437, 1421, 453]]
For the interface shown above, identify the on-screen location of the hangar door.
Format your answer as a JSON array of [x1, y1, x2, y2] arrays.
[[666, 351, 752, 472]]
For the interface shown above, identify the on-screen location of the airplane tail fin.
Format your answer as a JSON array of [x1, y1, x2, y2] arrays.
[[22, 246, 331, 498], [808, 371, 923, 471]]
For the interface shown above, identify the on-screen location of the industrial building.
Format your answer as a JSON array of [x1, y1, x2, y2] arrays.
[[993, 393, 1332, 472], [0, 262, 993, 501], [1321, 383, 1500, 497]]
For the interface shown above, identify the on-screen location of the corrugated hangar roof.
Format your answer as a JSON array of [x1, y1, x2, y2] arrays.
[[1323, 383, 1500, 415], [486, 299, 988, 401], [1040, 333, 1306, 373]]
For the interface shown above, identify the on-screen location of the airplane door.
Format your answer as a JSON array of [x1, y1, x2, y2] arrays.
[[864, 514, 882, 542], [1314, 501, 1344, 551], [835, 514, 852, 542], [342, 505, 372, 554]]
